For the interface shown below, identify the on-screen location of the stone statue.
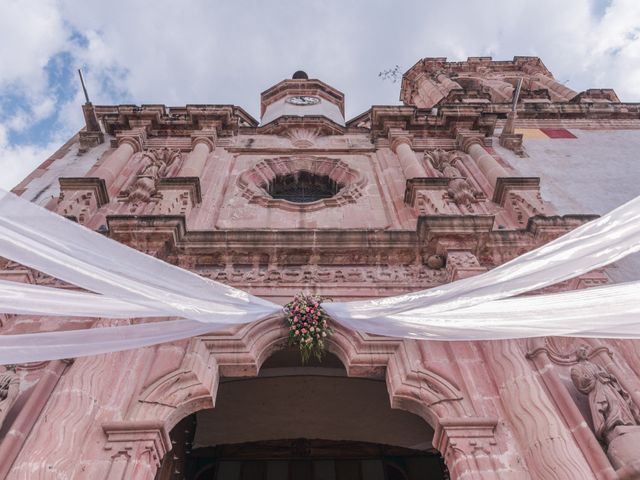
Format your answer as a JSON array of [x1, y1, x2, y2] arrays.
[[0, 364, 20, 431], [125, 148, 181, 203], [571, 345, 640, 470], [425, 149, 477, 207]]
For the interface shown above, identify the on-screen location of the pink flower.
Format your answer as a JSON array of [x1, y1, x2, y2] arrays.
[[294, 330, 299, 336], [301, 328, 307, 334]]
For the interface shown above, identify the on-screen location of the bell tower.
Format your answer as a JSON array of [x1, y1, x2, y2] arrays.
[[260, 71, 345, 126]]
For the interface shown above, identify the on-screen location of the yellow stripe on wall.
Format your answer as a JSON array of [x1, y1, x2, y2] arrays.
[[514, 128, 549, 139]]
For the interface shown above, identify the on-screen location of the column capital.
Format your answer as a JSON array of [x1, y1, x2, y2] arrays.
[[434, 417, 500, 474], [116, 129, 146, 153], [456, 132, 484, 153], [103, 420, 171, 468], [191, 129, 217, 151], [445, 250, 487, 282], [389, 134, 413, 153]]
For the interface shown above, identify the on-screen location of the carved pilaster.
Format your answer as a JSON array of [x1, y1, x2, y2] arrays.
[[526, 338, 617, 479], [390, 132, 428, 180], [115, 130, 145, 154], [482, 340, 596, 479], [445, 251, 486, 282], [102, 421, 171, 480], [434, 417, 506, 479], [458, 133, 509, 190], [57, 177, 109, 224]]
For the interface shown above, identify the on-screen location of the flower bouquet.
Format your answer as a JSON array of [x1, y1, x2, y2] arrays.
[[284, 293, 333, 363]]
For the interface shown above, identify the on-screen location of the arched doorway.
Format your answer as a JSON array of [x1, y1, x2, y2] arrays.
[[154, 349, 449, 479]]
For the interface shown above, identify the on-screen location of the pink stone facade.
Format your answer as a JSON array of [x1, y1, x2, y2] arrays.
[[1, 57, 640, 479]]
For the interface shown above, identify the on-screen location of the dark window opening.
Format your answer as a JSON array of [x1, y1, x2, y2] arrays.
[[266, 172, 342, 203]]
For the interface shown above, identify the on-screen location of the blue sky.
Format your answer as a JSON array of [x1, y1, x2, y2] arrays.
[[1, 0, 639, 189]]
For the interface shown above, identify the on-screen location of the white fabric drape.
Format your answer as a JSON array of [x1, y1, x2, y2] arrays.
[[0, 188, 281, 324], [0, 279, 162, 318], [0, 318, 224, 364], [333, 280, 640, 340], [1, 187, 640, 363], [0, 282, 639, 363], [322, 193, 640, 322]]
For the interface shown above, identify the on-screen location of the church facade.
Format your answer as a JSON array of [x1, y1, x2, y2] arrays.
[[1, 56, 640, 479]]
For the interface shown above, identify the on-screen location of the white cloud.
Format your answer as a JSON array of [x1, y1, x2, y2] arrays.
[[1, 0, 640, 190], [0, 124, 60, 190], [0, 0, 68, 92]]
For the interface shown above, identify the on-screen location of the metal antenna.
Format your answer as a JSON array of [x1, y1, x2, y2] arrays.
[[78, 69, 90, 104], [511, 77, 523, 112]]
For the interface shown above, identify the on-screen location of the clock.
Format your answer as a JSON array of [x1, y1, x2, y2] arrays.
[[286, 95, 320, 106]]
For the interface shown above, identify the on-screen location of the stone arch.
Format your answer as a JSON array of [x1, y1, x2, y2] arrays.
[[106, 316, 501, 479]]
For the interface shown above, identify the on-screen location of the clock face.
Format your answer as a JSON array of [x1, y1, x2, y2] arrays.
[[286, 95, 320, 106]]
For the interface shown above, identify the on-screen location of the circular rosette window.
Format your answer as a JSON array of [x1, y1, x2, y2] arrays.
[[237, 157, 367, 211]]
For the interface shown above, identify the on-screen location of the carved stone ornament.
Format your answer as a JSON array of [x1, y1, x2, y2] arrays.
[[286, 128, 320, 148], [425, 149, 478, 207], [0, 364, 20, 431], [123, 148, 181, 204], [236, 156, 367, 212], [570, 345, 640, 470]]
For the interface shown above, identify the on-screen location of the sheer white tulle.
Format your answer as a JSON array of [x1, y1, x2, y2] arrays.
[[1, 187, 640, 363]]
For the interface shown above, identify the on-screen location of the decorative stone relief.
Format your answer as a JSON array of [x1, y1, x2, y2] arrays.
[[121, 148, 181, 204], [571, 345, 640, 470], [425, 149, 479, 208], [236, 156, 367, 212], [0, 364, 20, 431], [198, 264, 448, 287], [286, 128, 320, 148]]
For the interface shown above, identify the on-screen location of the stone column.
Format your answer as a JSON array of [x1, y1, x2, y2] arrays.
[[390, 136, 428, 180], [434, 417, 528, 480], [92, 131, 144, 189], [532, 74, 577, 101], [0, 360, 71, 478], [436, 73, 462, 95], [460, 136, 508, 188], [102, 421, 171, 480], [481, 340, 596, 480], [179, 131, 216, 177]]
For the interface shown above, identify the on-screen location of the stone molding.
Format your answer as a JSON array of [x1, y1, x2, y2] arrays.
[[116, 315, 488, 469], [58, 176, 110, 207], [156, 176, 202, 205], [403, 177, 449, 205], [492, 177, 541, 205], [191, 130, 216, 151], [457, 133, 484, 153], [103, 420, 171, 468], [390, 135, 413, 152], [433, 416, 498, 457], [116, 130, 145, 153], [236, 156, 367, 212]]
